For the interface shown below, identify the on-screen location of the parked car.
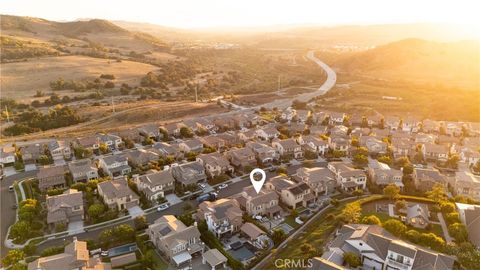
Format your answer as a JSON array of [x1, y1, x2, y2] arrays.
[[157, 203, 170, 212], [218, 183, 228, 190], [9, 185, 14, 192], [90, 248, 101, 256], [196, 192, 217, 203], [198, 183, 207, 190], [11, 204, 18, 210], [101, 251, 109, 257]]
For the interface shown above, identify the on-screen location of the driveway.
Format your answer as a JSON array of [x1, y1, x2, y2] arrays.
[[128, 206, 144, 219], [165, 194, 182, 205], [68, 221, 84, 235], [53, 159, 66, 166], [3, 167, 17, 177], [24, 164, 37, 171]]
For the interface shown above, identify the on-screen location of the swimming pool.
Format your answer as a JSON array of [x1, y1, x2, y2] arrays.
[[108, 243, 138, 257], [228, 242, 256, 262]]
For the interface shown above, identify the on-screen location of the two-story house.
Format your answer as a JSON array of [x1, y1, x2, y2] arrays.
[[0, 146, 16, 165], [171, 161, 207, 186], [147, 215, 203, 267], [46, 189, 84, 229], [98, 154, 131, 178], [197, 198, 243, 238], [234, 186, 281, 218], [452, 171, 480, 200], [265, 175, 315, 209], [125, 149, 159, 167], [68, 159, 98, 183], [225, 147, 257, 172], [97, 179, 139, 210], [133, 170, 175, 201], [297, 135, 328, 156], [37, 165, 66, 191], [368, 159, 403, 189], [328, 162, 366, 191], [294, 167, 337, 196], [423, 143, 450, 162], [272, 138, 303, 159], [179, 139, 204, 153], [256, 126, 280, 141], [138, 124, 161, 141], [47, 140, 72, 161], [413, 168, 446, 192], [196, 152, 233, 178], [320, 224, 454, 270], [245, 141, 279, 166]]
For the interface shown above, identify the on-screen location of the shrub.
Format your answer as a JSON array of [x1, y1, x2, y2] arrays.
[[361, 215, 381, 225], [383, 219, 406, 237], [343, 252, 362, 268]]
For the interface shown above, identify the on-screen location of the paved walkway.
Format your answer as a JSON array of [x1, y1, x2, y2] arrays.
[[437, 212, 454, 243]]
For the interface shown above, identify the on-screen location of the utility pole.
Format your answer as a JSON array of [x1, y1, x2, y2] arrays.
[[111, 97, 115, 113], [277, 75, 281, 95], [195, 84, 198, 103], [5, 105, 10, 122]]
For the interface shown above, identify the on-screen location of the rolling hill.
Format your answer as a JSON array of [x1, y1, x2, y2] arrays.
[[330, 38, 480, 89]]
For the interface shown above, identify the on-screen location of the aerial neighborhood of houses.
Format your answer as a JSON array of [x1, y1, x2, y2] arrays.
[[1, 106, 480, 270]]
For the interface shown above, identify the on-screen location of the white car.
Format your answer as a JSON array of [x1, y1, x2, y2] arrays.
[[218, 183, 228, 190], [101, 251, 109, 257], [198, 183, 207, 190], [157, 203, 170, 212]]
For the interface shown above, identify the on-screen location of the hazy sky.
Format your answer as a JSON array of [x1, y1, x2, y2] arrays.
[[2, 0, 479, 28]]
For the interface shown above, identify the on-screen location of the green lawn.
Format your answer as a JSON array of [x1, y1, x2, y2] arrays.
[[151, 251, 168, 270], [283, 215, 301, 229]]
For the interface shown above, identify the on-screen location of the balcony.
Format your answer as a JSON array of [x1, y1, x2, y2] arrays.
[[387, 257, 411, 269]]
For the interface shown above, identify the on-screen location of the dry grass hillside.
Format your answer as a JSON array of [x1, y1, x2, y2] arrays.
[[1, 55, 159, 100], [330, 39, 480, 89]]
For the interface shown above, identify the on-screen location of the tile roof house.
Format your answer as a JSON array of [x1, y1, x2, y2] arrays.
[[147, 215, 204, 267], [68, 159, 98, 183], [97, 179, 139, 210], [237, 129, 256, 142], [28, 238, 111, 270], [327, 162, 366, 191], [255, 126, 280, 141], [196, 152, 233, 178], [240, 222, 270, 249], [76, 133, 122, 151], [133, 170, 175, 201], [179, 139, 204, 153], [48, 140, 72, 160], [151, 142, 180, 157], [329, 112, 345, 125], [459, 147, 480, 167], [37, 166, 66, 191], [20, 143, 42, 164], [413, 168, 446, 192], [98, 154, 131, 178], [328, 136, 350, 153], [125, 149, 159, 167], [245, 141, 279, 165], [423, 143, 450, 162], [368, 159, 403, 188], [360, 136, 388, 154], [0, 146, 16, 165], [329, 125, 349, 137], [197, 198, 243, 238], [202, 249, 227, 270], [297, 135, 328, 156], [235, 186, 281, 218], [225, 147, 257, 171], [200, 135, 226, 150], [309, 125, 329, 136], [295, 109, 311, 123], [113, 128, 142, 143], [171, 161, 207, 186], [46, 189, 84, 227], [266, 175, 315, 209], [272, 138, 303, 159], [456, 203, 480, 248], [281, 107, 296, 121], [160, 122, 182, 137], [294, 167, 337, 196], [138, 124, 161, 141], [216, 132, 240, 147], [453, 171, 480, 200], [391, 137, 416, 158], [322, 224, 454, 270], [414, 133, 436, 144]]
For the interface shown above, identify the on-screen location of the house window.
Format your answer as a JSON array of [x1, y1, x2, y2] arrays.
[[396, 254, 404, 263]]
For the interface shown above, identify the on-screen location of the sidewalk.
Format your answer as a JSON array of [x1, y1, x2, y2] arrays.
[[437, 212, 454, 243]]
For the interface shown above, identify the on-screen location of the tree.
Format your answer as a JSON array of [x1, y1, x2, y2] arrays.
[[383, 219, 407, 237], [395, 199, 407, 212], [353, 154, 368, 165], [446, 154, 460, 169], [37, 154, 51, 165], [352, 189, 364, 197], [361, 215, 381, 225], [272, 229, 287, 245], [10, 221, 31, 241], [448, 223, 468, 243], [426, 184, 447, 203], [99, 143, 109, 154], [178, 213, 195, 226], [341, 202, 361, 223], [405, 230, 421, 243], [383, 184, 400, 201], [141, 249, 155, 268], [88, 204, 105, 220], [343, 252, 361, 268], [2, 249, 24, 267], [134, 216, 148, 230], [377, 156, 392, 166], [277, 166, 287, 175], [445, 212, 460, 225], [440, 201, 456, 213], [180, 127, 194, 138]]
